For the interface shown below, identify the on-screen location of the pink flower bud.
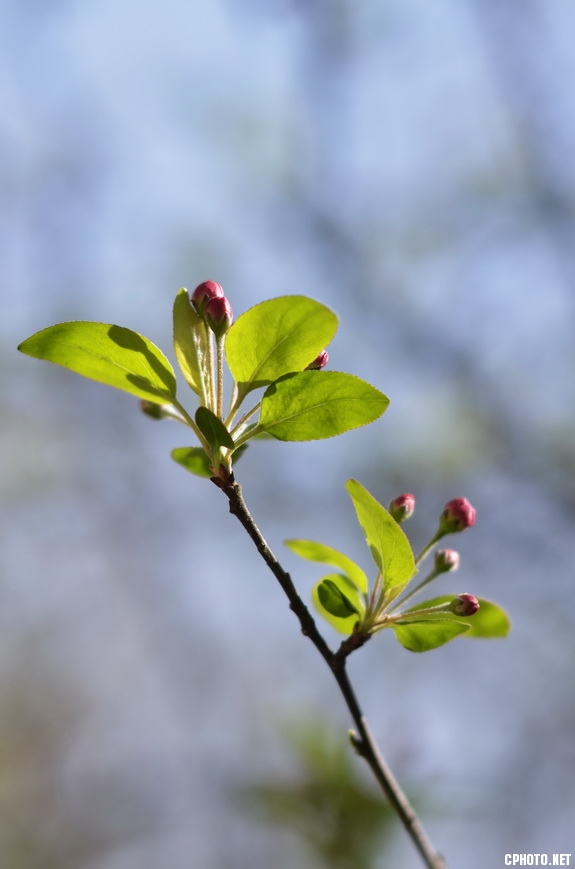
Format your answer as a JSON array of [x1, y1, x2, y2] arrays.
[[439, 497, 476, 534], [449, 593, 480, 617], [190, 280, 224, 314], [434, 548, 460, 574], [388, 493, 416, 523], [205, 295, 233, 337], [306, 349, 329, 370]]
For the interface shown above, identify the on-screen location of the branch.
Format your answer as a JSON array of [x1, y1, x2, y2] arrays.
[[217, 475, 446, 869]]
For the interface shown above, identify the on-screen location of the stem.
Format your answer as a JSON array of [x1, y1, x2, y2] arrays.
[[219, 477, 446, 869], [205, 322, 217, 412], [216, 335, 225, 419], [229, 400, 262, 438], [171, 398, 210, 450], [414, 531, 444, 567], [390, 570, 440, 612], [226, 382, 239, 426]]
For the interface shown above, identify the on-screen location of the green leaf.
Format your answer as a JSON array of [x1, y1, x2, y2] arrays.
[[405, 596, 511, 639], [317, 578, 360, 618], [345, 480, 415, 598], [312, 574, 365, 635], [195, 407, 235, 449], [18, 321, 176, 404], [226, 296, 338, 398], [172, 443, 248, 478], [284, 539, 368, 594], [171, 446, 212, 477], [259, 372, 389, 441], [392, 619, 470, 653], [173, 287, 208, 397]]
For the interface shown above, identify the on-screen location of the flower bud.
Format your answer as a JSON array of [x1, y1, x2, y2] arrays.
[[306, 349, 329, 370], [449, 593, 480, 617], [140, 399, 166, 420], [388, 493, 416, 523], [434, 548, 460, 574], [439, 497, 476, 534], [205, 295, 233, 337], [190, 280, 224, 314]]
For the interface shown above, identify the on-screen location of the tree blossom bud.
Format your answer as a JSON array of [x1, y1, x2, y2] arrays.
[[439, 497, 476, 534], [449, 593, 480, 617], [205, 295, 233, 337], [140, 399, 166, 420], [190, 280, 224, 314], [388, 493, 416, 523], [306, 349, 329, 370], [434, 548, 460, 574]]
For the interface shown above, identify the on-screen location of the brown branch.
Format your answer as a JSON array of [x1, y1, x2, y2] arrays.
[[216, 475, 446, 869]]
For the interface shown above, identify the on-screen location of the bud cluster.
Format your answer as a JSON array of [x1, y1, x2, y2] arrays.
[[191, 280, 233, 336]]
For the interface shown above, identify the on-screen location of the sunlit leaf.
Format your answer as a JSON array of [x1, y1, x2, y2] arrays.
[[392, 619, 470, 652], [259, 372, 389, 441], [345, 480, 415, 598], [19, 321, 176, 404], [285, 539, 368, 594], [312, 574, 364, 635], [226, 296, 338, 398], [171, 446, 212, 477], [173, 287, 208, 397], [405, 596, 510, 639]]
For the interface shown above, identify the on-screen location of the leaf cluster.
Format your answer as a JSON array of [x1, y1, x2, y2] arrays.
[[286, 481, 510, 653], [19, 293, 389, 479]]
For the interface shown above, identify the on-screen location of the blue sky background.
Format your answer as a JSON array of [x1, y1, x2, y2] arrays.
[[2, 2, 575, 867]]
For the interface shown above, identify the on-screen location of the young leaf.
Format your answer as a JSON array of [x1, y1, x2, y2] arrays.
[[171, 446, 212, 477], [259, 372, 389, 441], [173, 288, 208, 397], [318, 578, 361, 618], [18, 322, 176, 404], [312, 574, 365, 635], [195, 407, 235, 450], [172, 443, 248, 477], [225, 296, 338, 398], [392, 619, 470, 653], [284, 539, 368, 594], [405, 596, 510, 639], [345, 480, 415, 597]]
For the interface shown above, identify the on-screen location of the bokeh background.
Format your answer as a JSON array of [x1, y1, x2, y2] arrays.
[[2, 1, 575, 867]]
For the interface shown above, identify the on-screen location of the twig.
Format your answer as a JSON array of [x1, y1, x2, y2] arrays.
[[217, 475, 446, 869]]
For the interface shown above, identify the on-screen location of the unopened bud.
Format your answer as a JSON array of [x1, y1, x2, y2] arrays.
[[388, 493, 416, 523], [140, 400, 166, 420], [449, 593, 479, 617], [205, 295, 233, 337], [306, 349, 329, 370], [439, 497, 476, 534], [191, 280, 224, 314], [434, 548, 460, 574]]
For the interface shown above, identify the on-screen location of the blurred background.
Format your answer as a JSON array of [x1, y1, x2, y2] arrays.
[[2, 1, 575, 867]]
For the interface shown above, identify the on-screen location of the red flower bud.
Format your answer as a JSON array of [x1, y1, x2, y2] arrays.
[[191, 280, 224, 314], [388, 493, 416, 523], [205, 295, 233, 337], [449, 593, 480, 617], [306, 349, 329, 370], [439, 497, 476, 534], [434, 548, 460, 574]]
